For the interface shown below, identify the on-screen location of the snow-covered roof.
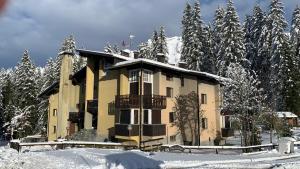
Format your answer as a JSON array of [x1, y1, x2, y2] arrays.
[[110, 58, 227, 83], [77, 49, 133, 61], [276, 112, 298, 118]]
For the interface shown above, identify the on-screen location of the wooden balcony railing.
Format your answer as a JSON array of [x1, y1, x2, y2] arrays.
[[115, 95, 166, 109], [115, 124, 139, 136], [143, 124, 166, 136], [87, 99, 98, 115], [115, 95, 140, 109]]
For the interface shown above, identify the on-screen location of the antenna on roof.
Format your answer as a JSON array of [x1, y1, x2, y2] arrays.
[[129, 34, 135, 50]]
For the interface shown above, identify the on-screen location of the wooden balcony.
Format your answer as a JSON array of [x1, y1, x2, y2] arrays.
[[143, 124, 166, 136], [87, 99, 98, 115], [115, 95, 166, 109], [115, 124, 139, 136]]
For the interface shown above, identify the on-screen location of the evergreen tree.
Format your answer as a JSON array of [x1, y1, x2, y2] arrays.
[[217, 0, 246, 76], [201, 25, 215, 73], [289, 6, 300, 114], [14, 50, 39, 135], [138, 42, 152, 59], [151, 30, 159, 60], [188, 1, 205, 71], [263, 0, 288, 111], [157, 26, 169, 62], [212, 7, 225, 74], [0, 69, 5, 136], [181, 2, 193, 64]]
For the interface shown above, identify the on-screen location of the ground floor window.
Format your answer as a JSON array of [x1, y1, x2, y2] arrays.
[[202, 118, 208, 129], [170, 135, 176, 142]]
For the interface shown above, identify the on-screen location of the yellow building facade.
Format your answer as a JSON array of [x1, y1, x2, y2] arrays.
[[40, 49, 224, 146]]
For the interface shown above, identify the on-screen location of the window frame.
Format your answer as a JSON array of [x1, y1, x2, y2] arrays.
[[166, 87, 173, 98], [169, 112, 175, 123], [53, 126, 56, 134], [53, 109, 57, 116], [201, 94, 207, 104], [201, 118, 208, 129]]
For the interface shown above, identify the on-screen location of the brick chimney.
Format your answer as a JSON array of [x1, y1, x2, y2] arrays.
[[178, 61, 187, 69], [157, 53, 166, 63]]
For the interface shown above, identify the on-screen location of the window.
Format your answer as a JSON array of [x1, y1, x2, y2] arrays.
[[143, 71, 152, 83], [129, 70, 139, 82], [180, 77, 184, 87], [169, 112, 175, 123], [120, 110, 131, 124], [202, 118, 208, 129], [53, 109, 57, 116], [170, 135, 176, 142], [134, 110, 138, 124], [53, 126, 56, 134], [166, 74, 173, 81], [144, 110, 149, 124], [166, 87, 173, 98], [201, 94, 207, 104]]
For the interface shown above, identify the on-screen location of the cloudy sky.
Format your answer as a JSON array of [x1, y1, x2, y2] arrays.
[[0, 0, 299, 68]]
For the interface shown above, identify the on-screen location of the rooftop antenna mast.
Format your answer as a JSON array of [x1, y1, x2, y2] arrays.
[[129, 34, 135, 50]]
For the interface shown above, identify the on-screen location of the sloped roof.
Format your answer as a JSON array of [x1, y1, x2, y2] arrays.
[[38, 81, 59, 98], [110, 58, 227, 83], [276, 112, 298, 118], [77, 49, 133, 61]]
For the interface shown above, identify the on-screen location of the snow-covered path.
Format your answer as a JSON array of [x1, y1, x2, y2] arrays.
[[1, 144, 300, 169]]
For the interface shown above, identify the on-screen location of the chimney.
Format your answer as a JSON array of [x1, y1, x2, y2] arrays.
[[178, 61, 187, 69], [134, 51, 139, 59], [157, 53, 166, 63]]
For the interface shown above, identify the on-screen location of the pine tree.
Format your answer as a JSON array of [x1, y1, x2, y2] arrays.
[[157, 26, 169, 62], [217, 0, 246, 76], [212, 7, 225, 74], [138, 42, 152, 59], [289, 6, 300, 114], [151, 30, 159, 60], [262, 0, 288, 111], [188, 1, 205, 71], [0, 69, 5, 136], [201, 25, 215, 74], [14, 50, 39, 135], [181, 2, 193, 64]]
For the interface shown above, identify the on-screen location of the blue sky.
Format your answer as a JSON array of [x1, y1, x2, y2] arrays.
[[0, 0, 299, 68]]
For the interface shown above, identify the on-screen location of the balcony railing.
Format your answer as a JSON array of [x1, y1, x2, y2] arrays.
[[87, 99, 98, 115], [143, 124, 166, 136], [115, 95, 140, 109], [115, 124, 139, 136], [115, 95, 166, 109]]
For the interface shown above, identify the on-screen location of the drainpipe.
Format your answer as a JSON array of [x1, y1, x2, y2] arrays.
[[197, 78, 201, 146], [139, 62, 143, 149]]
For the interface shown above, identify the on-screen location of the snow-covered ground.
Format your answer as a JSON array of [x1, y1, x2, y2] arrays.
[[1, 143, 300, 169]]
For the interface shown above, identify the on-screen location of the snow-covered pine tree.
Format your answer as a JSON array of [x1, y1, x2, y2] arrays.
[[212, 7, 225, 74], [188, 1, 206, 71], [248, 5, 265, 73], [217, 0, 246, 76], [289, 6, 300, 113], [0, 69, 5, 136], [73, 55, 86, 73], [263, 0, 288, 111], [138, 42, 152, 59], [201, 25, 215, 74], [180, 2, 193, 64], [157, 26, 169, 62], [223, 63, 265, 146], [14, 50, 39, 135], [104, 43, 121, 54], [151, 30, 159, 61]]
